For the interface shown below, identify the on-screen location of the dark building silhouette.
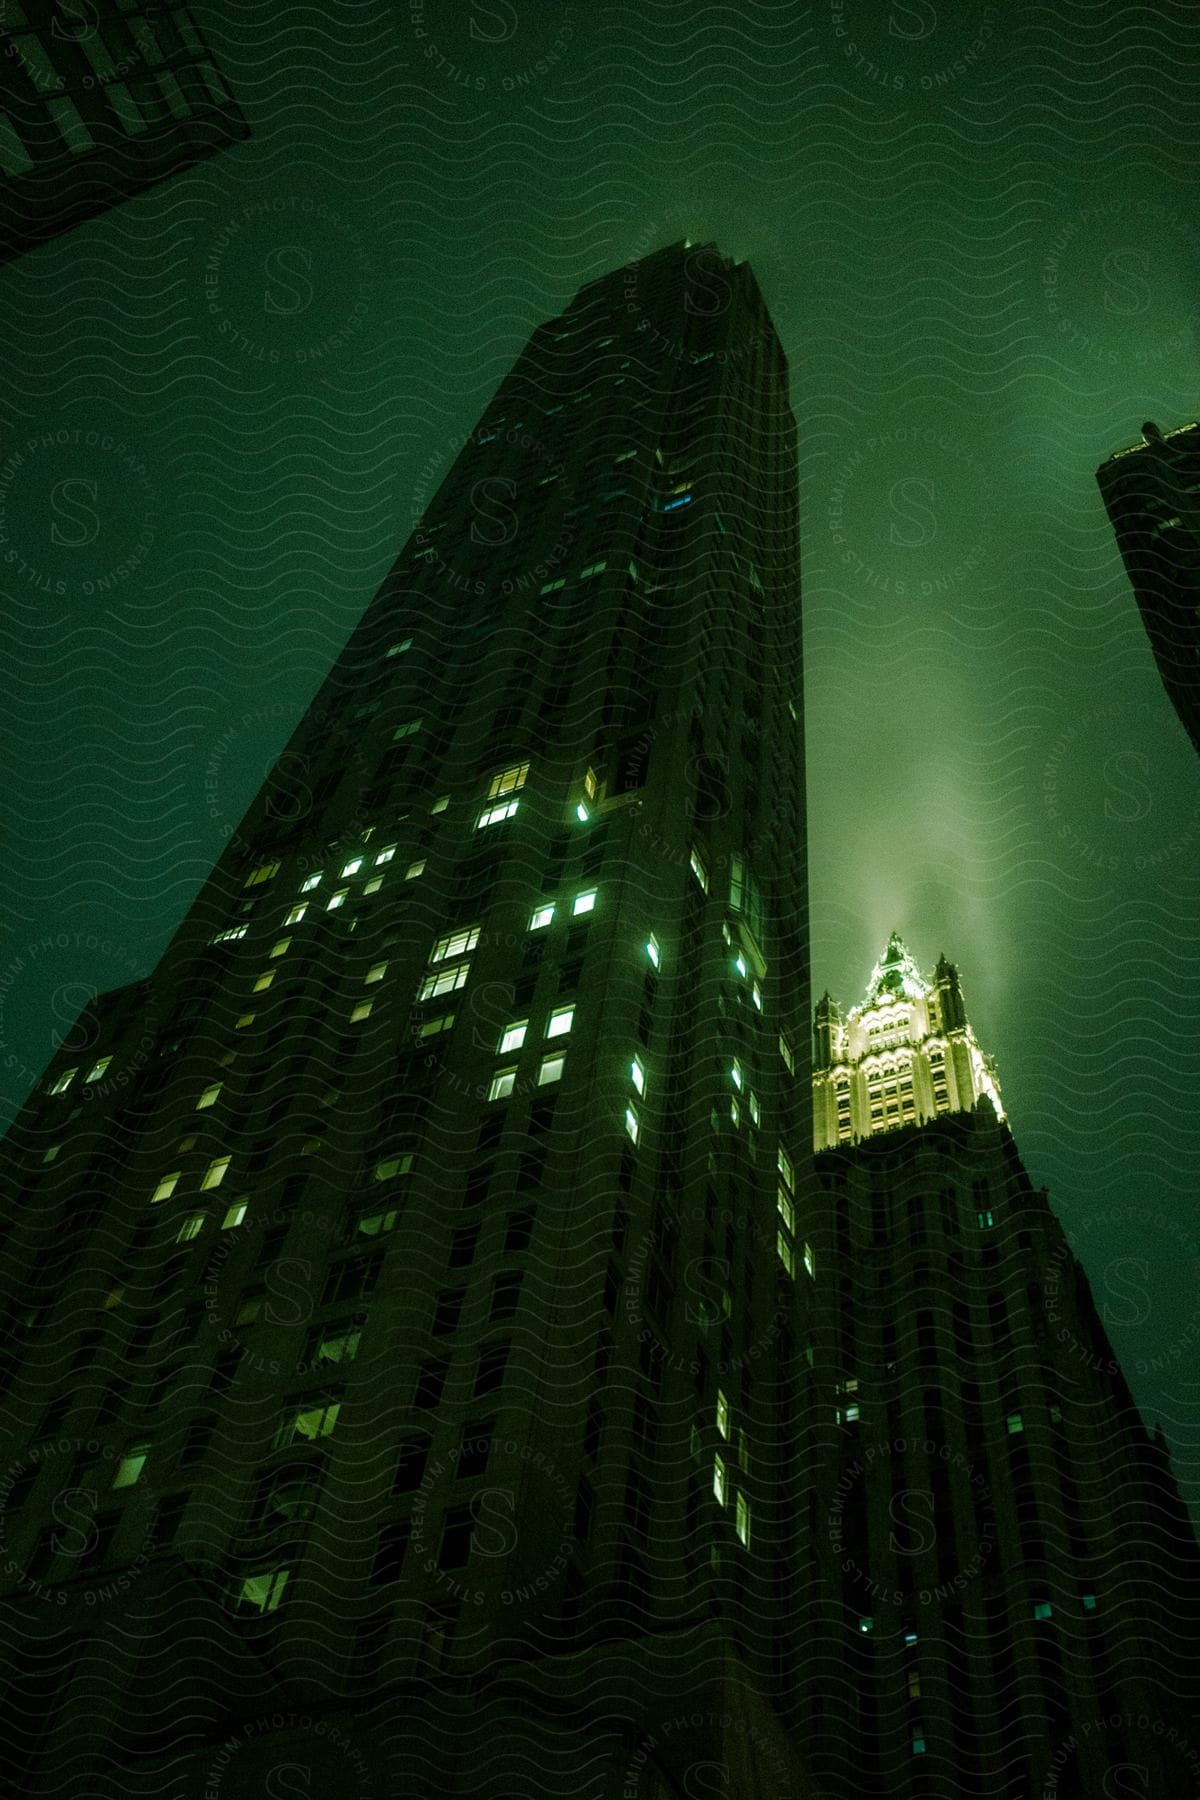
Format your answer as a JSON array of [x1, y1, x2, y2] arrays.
[[805, 939, 1200, 1798], [0, 1, 247, 264], [1097, 417, 1200, 759], [0, 243, 817, 1796]]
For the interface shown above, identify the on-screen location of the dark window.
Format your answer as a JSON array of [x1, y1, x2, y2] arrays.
[[504, 1211, 534, 1254], [439, 1507, 475, 1570], [393, 1436, 431, 1494], [449, 1225, 479, 1269], [456, 1422, 493, 1480], [370, 1520, 410, 1584], [432, 1289, 466, 1336], [489, 1272, 523, 1322], [473, 1343, 510, 1398], [414, 1358, 449, 1409]]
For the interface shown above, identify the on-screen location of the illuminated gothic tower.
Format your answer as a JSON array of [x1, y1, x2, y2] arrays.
[[0, 243, 816, 1799], [802, 943, 1200, 1800], [812, 932, 1002, 1150], [1096, 417, 1200, 759]]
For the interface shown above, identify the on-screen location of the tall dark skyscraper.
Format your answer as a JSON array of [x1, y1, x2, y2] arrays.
[[805, 939, 1200, 1799], [0, 1, 247, 264], [1097, 417, 1200, 760], [0, 243, 815, 1797]]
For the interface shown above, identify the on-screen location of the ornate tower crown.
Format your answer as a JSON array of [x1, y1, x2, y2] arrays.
[[813, 937, 1003, 1150]]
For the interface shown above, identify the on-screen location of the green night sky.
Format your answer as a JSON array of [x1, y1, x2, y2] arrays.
[[1, 1, 1198, 1510]]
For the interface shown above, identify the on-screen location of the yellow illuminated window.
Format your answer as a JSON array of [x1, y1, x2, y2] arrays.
[[326, 891, 348, 912], [689, 848, 708, 892], [572, 889, 596, 917], [222, 1199, 249, 1229], [111, 1445, 148, 1490], [177, 1213, 205, 1242], [488, 762, 529, 800], [419, 964, 470, 1000], [803, 1242, 815, 1279], [244, 862, 280, 887], [269, 939, 291, 958], [489, 1067, 518, 1101], [49, 1069, 77, 1095], [375, 844, 396, 866], [253, 972, 275, 992], [713, 1455, 726, 1506], [529, 903, 554, 931], [778, 1146, 794, 1191], [350, 1001, 373, 1022], [285, 904, 307, 925], [546, 1005, 574, 1039], [625, 1103, 639, 1144], [631, 1055, 645, 1095], [405, 861, 425, 880], [196, 1084, 221, 1110], [538, 1054, 565, 1086], [86, 1056, 112, 1082], [151, 1171, 180, 1203], [430, 927, 480, 963], [499, 1021, 527, 1054], [776, 1188, 794, 1232], [366, 963, 388, 984], [646, 934, 660, 968], [341, 857, 363, 877], [301, 872, 322, 892], [235, 1014, 255, 1030], [477, 799, 519, 829], [363, 876, 383, 894], [777, 1233, 795, 1277], [716, 1390, 729, 1438], [431, 795, 449, 814], [375, 1153, 413, 1181], [200, 1156, 231, 1191], [736, 1493, 750, 1547]]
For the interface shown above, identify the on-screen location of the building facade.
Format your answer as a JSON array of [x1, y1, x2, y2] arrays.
[[1096, 417, 1200, 759], [0, 243, 817, 1797], [802, 946, 1200, 1799], [0, 1, 248, 264], [813, 932, 1003, 1151]]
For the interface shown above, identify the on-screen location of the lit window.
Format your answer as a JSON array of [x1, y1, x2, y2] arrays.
[[580, 560, 607, 579], [86, 1056, 112, 1082], [431, 926, 480, 964], [737, 1427, 750, 1470], [776, 1188, 794, 1232], [735, 1493, 751, 1547], [631, 1055, 645, 1096], [363, 877, 383, 894], [42, 1145, 61, 1163], [270, 939, 291, 957], [431, 796, 449, 814], [314, 1327, 361, 1363], [302, 873, 325, 896], [244, 862, 281, 887], [353, 1208, 398, 1237], [576, 803, 590, 823], [499, 1021, 527, 1054], [351, 1001, 373, 1022], [731, 1059, 743, 1091], [911, 1730, 926, 1756], [546, 1005, 574, 1040], [583, 766, 597, 799], [253, 972, 275, 992], [538, 1054, 564, 1086], [49, 1069, 77, 1095], [419, 1013, 455, 1038], [326, 891, 348, 912], [716, 1390, 730, 1437], [803, 1242, 815, 1279], [375, 1154, 413, 1181], [572, 889, 597, 917], [201, 1156, 231, 1191], [234, 1567, 291, 1614], [211, 925, 248, 944], [751, 982, 763, 1012], [748, 1092, 760, 1126], [779, 1033, 795, 1074], [1082, 1593, 1097, 1612], [713, 1455, 726, 1506], [778, 1147, 794, 1191], [689, 848, 708, 892], [646, 934, 660, 969], [196, 1084, 221, 1110], [489, 1068, 518, 1101], [477, 800, 519, 829], [1006, 1413, 1024, 1435], [289, 1399, 340, 1443], [539, 578, 565, 593], [404, 860, 425, 880], [624, 1103, 639, 1144], [111, 1445, 148, 1490], [730, 1097, 740, 1127], [777, 1233, 795, 1278], [614, 448, 637, 463], [1033, 1601, 1053, 1622], [177, 1214, 205, 1243], [284, 904, 307, 926], [859, 1616, 874, 1634], [342, 857, 363, 877], [300, 1138, 321, 1156], [976, 1210, 994, 1228], [386, 638, 412, 657], [375, 845, 396, 866], [735, 954, 747, 978], [488, 762, 529, 800], [529, 903, 555, 931], [392, 719, 422, 741], [222, 1199, 249, 1229], [419, 964, 470, 1000], [151, 1170, 181, 1203]]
